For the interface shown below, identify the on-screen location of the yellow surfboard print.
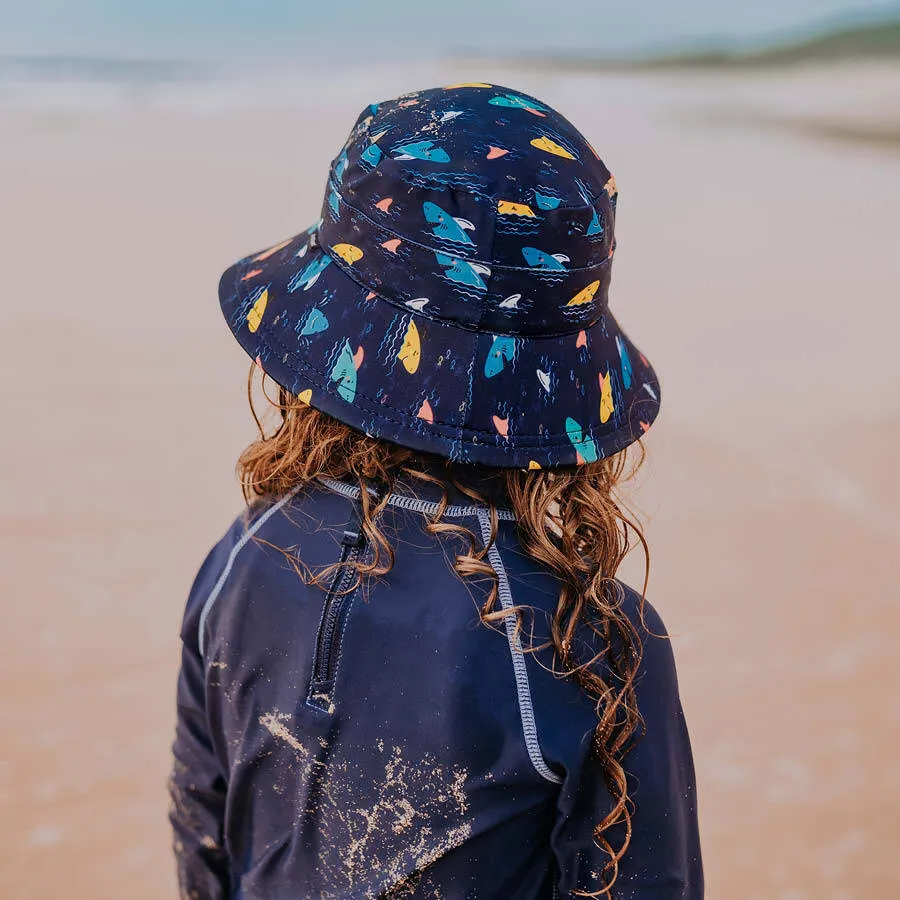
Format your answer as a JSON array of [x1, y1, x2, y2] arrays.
[[246, 289, 268, 333], [497, 200, 536, 217], [530, 136, 575, 160], [397, 320, 421, 373], [331, 243, 364, 265], [599, 371, 615, 423], [567, 280, 601, 307]]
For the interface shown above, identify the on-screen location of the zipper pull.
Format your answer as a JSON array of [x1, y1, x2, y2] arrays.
[[341, 501, 365, 548]]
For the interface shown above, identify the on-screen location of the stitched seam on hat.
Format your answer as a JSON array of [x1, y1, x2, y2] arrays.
[[332, 152, 613, 211], [325, 177, 613, 275], [252, 323, 655, 447], [476, 186, 501, 331], [315, 247, 607, 340]]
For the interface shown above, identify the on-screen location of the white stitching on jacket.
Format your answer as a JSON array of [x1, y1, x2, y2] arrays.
[[197, 487, 302, 658], [474, 509, 564, 785], [319, 477, 516, 520]]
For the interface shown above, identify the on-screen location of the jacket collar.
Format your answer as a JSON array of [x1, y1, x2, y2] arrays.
[[394, 456, 512, 511]]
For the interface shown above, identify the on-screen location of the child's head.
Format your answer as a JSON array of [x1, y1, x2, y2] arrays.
[[221, 84, 661, 893]]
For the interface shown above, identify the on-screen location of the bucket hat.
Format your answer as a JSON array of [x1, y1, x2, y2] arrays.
[[218, 83, 660, 468]]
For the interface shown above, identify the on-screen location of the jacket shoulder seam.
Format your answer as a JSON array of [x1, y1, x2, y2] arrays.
[[197, 487, 302, 658]]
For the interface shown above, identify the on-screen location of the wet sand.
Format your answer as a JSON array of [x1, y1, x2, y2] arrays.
[[1, 60, 898, 898]]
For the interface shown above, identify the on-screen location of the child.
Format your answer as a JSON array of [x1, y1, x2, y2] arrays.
[[169, 84, 703, 899]]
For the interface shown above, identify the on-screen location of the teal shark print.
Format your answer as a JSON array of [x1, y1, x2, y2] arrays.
[[616, 335, 633, 389], [435, 252, 490, 292], [330, 339, 358, 403], [288, 254, 332, 292], [565, 417, 599, 463], [392, 140, 450, 163], [488, 94, 548, 116], [299, 308, 329, 337], [521, 247, 569, 271], [484, 335, 516, 378], [423, 201, 475, 245]]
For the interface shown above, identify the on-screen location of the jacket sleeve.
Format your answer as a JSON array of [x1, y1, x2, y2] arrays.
[[550, 602, 704, 898], [168, 541, 232, 900]]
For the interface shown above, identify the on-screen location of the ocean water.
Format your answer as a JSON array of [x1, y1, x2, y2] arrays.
[[0, 0, 895, 113]]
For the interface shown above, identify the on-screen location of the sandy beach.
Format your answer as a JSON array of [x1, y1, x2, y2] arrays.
[[1, 58, 898, 898]]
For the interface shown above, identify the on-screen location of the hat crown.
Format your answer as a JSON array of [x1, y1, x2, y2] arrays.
[[317, 85, 618, 337]]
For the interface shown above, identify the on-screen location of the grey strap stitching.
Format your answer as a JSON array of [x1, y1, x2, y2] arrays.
[[321, 477, 558, 782], [197, 487, 301, 658], [319, 477, 516, 520], [474, 509, 564, 785]]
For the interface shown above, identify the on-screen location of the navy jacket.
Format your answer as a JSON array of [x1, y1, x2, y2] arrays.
[[169, 476, 703, 899]]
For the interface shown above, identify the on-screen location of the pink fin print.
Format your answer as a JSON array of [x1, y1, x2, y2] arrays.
[[576, 330, 587, 348], [241, 268, 263, 281], [492, 415, 509, 438], [375, 197, 393, 212], [253, 238, 292, 262], [381, 238, 402, 253], [417, 399, 434, 423], [366, 291, 377, 300], [255, 355, 265, 372], [639, 420, 650, 433], [486, 146, 509, 159], [352, 346, 364, 370]]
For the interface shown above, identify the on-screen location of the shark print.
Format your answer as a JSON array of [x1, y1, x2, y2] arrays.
[[567, 280, 601, 307], [330, 339, 362, 403], [298, 307, 329, 337], [253, 239, 292, 262], [435, 252, 490, 292], [616, 335, 633, 389], [497, 200, 536, 217], [488, 93, 548, 116], [534, 191, 562, 210], [288, 255, 332, 292], [392, 140, 451, 163], [360, 143, 383, 168], [397, 320, 421, 373], [246, 288, 268, 333], [423, 201, 475, 245], [530, 135, 576, 160], [484, 336, 516, 378], [334, 150, 349, 184], [521, 247, 569, 271], [331, 243, 363, 265], [328, 186, 340, 217], [565, 417, 599, 464], [599, 371, 615, 423]]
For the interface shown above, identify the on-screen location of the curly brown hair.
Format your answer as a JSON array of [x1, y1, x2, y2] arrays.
[[239, 364, 651, 897]]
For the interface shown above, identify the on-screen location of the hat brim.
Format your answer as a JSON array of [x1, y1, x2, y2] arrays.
[[219, 229, 660, 469]]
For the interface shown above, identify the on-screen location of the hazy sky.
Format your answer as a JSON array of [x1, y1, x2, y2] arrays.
[[2, 0, 898, 58]]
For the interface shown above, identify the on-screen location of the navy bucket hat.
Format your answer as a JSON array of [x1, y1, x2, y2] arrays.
[[219, 83, 660, 468]]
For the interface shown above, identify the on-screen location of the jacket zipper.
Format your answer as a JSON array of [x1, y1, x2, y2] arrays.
[[308, 519, 366, 710]]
